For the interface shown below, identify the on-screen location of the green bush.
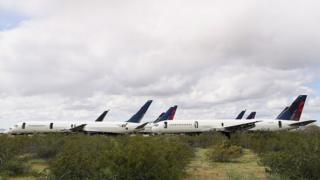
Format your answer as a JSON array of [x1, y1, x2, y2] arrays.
[[0, 135, 32, 177], [231, 130, 320, 179], [31, 134, 66, 159], [1, 158, 31, 176], [49, 135, 194, 180], [206, 141, 243, 162]]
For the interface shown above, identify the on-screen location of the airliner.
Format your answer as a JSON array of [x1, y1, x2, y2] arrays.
[[249, 95, 316, 131], [151, 95, 316, 135], [74, 100, 153, 134], [6, 110, 109, 135]]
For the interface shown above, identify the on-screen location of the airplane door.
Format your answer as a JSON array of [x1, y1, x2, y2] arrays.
[[164, 122, 168, 129], [50, 123, 53, 129], [22, 122, 26, 129], [194, 121, 199, 128], [278, 121, 282, 128]]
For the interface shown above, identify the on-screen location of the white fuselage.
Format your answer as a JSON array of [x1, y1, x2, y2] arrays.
[[150, 119, 313, 134], [82, 121, 142, 134], [7, 121, 86, 134], [249, 119, 312, 131], [151, 119, 258, 134]]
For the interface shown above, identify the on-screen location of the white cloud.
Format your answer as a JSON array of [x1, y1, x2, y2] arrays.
[[0, 0, 319, 128]]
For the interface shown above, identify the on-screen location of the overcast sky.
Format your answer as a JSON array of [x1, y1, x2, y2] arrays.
[[0, 0, 319, 129]]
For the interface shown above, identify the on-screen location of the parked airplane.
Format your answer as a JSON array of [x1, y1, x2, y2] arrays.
[[248, 95, 315, 131], [74, 100, 153, 134], [150, 95, 316, 135], [245, 95, 306, 121], [6, 110, 109, 135]]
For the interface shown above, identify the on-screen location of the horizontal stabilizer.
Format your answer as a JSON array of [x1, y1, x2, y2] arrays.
[[70, 124, 87, 132], [224, 121, 260, 132], [289, 120, 316, 127]]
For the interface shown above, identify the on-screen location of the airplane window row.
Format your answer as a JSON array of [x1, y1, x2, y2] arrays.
[[170, 124, 192, 126]]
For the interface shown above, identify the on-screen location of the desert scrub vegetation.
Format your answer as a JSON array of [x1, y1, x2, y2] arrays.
[[49, 135, 194, 180], [0, 134, 194, 179], [1, 128, 320, 179], [230, 127, 320, 180], [205, 141, 243, 162]]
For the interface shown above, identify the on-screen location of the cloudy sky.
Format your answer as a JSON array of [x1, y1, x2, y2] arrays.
[[0, 0, 319, 129]]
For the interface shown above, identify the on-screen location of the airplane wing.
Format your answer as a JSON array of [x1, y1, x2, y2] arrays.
[[70, 124, 87, 132], [222, 121, 260, 132], [289, 120, 316, 127]]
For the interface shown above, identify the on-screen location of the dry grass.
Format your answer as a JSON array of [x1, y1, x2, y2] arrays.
[[184, 148, 267, 180]]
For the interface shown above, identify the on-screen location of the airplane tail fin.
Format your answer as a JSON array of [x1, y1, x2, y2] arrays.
[[126, 100, 153, 123], [155, 112, 165, 121], [246, 112, 256, 119], [235, 110, 246, 119], [290, 95, 307, 121], [154, 105, 178, 123], [277, 95, 307, 121], [168, 105, 178, 120], [276, 107, 289, 119], [95, 110, 109, 122]]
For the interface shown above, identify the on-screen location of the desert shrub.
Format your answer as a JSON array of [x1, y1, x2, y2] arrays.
[[259, 133, 320, 180], [31, 134, 66, 159], [206, 141, 243, 162], [231, 130, 320, 179], [50, 135, 193, 180], [1, 158, 31, 176], [109, 136, 193, 180], [49, 135, 111, 180], [0, 135, 32, 176]]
